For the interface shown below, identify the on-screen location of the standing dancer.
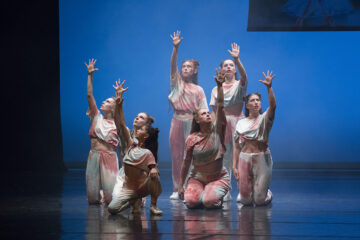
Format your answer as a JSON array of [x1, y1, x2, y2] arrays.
[[178, 69, 230, 209], [85, 59, 119, 204], [108, 80, 162, 215], [233, 71, 276, 206], [169, 31, 208, 200], [209, 43, 248, 201]]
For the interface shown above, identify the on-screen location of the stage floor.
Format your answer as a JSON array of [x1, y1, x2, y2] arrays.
[[1, 168, 360, 239]]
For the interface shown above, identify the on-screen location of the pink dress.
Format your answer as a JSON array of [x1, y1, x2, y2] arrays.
[[169, 71, 208, 191], [86, 108, 119, 204]]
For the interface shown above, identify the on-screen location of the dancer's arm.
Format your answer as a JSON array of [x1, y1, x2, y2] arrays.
[[233, 141, 241, 180], [228, 43, 247, 86], [215, 68, 226, 145], [178, 146, 192, 200], [113, 80, 131, 150], [259, 70, 276, 120], [85, 59, 99, 115], [170, 30, 183, 86]]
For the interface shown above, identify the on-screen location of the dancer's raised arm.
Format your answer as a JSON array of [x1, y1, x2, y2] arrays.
[[113, 80, 130, 151], [170, 30, 183, 85], [259, 70, 276, 120], [85, 59, 99, 115], [215, 68, 227, 146], [228, 43, 247, 86]]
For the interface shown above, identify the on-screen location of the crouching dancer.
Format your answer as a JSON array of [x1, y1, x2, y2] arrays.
[[108, 80, 162, 215], [178, 69, 230, 209]]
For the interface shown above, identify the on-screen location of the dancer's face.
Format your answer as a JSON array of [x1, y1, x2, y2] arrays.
[[100, 98, 115, 114], [133, 112, 148, 128], [222, 59, 236, 79], [181, 61, 196, 79], [134, 125, 149, 140], [246, 94, 261, 115], [195, 109, 212, 124]]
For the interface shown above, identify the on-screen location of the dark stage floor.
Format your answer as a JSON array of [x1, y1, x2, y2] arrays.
[[1, 168, 360, 239]]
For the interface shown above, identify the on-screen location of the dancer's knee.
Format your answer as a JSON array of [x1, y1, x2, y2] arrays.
[[184, 194, 201, 209]]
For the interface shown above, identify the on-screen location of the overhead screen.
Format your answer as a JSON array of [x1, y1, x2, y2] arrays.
[[248, 0, 360, 31]]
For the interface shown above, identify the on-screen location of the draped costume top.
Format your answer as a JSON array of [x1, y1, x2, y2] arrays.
[[123, 142, 156, 173], [87, 108, 119, 148], [168, 72, 208, 113], [233, 109, 274, 149], [209, 80, 247, 110], [185, 122, 226, 175]]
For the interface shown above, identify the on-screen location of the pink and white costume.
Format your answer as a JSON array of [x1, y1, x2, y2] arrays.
[[210, 81, 247, 181], [169, 71, 208, 191], [234, 109, 274, 205], [108, 141, 161, 214], [86, 108, 119, 204], [184, 123, 231, 209]]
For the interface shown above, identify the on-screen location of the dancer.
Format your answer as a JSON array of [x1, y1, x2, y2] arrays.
[[116, 81, 156, 207], [233, 70, 276, 206], [108, 80, 162, 215], [85, 59, 119, 204], [169, 30, 208, 200], [209, 43, 248, 201], [178, 68, 230, 209]]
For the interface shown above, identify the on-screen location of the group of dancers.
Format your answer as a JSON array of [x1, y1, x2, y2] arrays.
[[84, 31, 277, 215]]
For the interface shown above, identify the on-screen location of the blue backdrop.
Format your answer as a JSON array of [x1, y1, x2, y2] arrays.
[[60, 0, 360, 164]]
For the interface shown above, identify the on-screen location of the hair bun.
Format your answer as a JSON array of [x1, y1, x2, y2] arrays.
[[149, 116, 155, 124]]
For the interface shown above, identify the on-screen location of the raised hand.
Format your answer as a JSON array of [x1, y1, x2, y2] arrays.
[[85, 59, 99, 74], [215, 68, 225, 86], [228, 43, 240, 59], [170, 30, 183, 48], [259, 70, 275, 88], [113, 79, 128, 104]]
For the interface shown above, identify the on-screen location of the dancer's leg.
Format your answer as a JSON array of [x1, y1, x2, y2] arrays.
[[237, 152, 254, 205], [169, 117, 185, 193], [202, 172, 230, 209], [184, 177, 204, 209], [99, 151, 118, 204], [253, 152, 273, 206], [86, 150, 101, 204]]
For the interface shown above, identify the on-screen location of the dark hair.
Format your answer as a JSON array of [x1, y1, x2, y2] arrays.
[[142, 112, 155, 125], [244, 93, 262, 117], [144, 125, 159, 163], [190, 110, 201, 134], [220, 59, 239, 80], [181, 59, 200, 85]]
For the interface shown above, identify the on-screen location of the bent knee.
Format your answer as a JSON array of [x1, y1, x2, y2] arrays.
[[184, 195, 201, 209], [203, 198, 222, 209]]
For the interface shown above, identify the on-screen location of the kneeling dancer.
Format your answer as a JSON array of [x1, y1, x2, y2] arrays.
[[108, 80, 162, 215], [233, 70, 276, 206], [178, 68, 230, 209]]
